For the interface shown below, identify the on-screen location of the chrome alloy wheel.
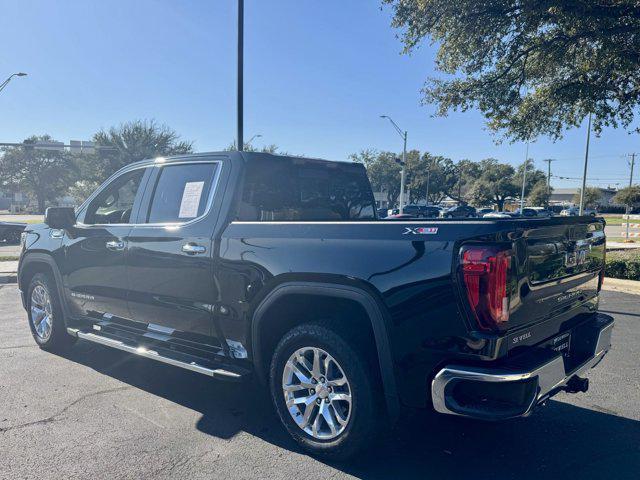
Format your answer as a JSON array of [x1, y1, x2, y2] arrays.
[[30, 284, 53, 341], [282, 346, 352, 440]]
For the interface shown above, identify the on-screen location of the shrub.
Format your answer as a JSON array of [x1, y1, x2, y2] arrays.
[[605, 250, 640, 281]]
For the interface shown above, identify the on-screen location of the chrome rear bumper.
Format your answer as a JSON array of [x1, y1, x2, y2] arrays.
[[431, 313, 614, 420]]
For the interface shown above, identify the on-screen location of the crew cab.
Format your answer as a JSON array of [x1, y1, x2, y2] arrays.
[[18, 152, 613, 459]]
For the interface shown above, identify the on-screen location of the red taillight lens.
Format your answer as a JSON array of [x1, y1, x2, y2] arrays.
[[460, 246, 511, 331]]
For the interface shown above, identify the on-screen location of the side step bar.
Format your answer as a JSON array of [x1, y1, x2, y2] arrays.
[[67, 328, 245, 381]]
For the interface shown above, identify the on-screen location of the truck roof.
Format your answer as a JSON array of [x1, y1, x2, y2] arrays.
[[128, 151, 363, 169]]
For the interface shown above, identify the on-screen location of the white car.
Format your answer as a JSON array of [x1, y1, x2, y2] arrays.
[[560, 207, 597, 217]]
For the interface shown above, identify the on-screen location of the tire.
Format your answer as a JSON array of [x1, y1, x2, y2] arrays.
[[27, 272, 76, 351], [269, 323, 380, 460]]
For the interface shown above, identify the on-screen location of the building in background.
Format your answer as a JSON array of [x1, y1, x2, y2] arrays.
[[549, 187, 618, 207]]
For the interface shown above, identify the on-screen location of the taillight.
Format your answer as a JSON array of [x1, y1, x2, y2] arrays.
[[460, 245, 512, 331]]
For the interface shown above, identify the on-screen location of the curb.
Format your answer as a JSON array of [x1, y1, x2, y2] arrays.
[[602, 277, 640, 296]]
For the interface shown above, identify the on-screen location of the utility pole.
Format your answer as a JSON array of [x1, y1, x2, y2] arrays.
[[625, 153, 636, 240], [543, 159, 557, 207], [579, 113, 592, 215], [237, 0, 244, 151]]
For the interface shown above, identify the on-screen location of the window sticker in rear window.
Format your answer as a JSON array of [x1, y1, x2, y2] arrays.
[[178, 181, 205, 218]]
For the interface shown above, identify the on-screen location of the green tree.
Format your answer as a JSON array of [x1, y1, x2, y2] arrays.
[[613, 185, 640, 210], [351, 149, 401, 207], [224, 141, 281, 153], [467, 159, 518, 211], [528, 181, 553, 207], [85, 119, 193, 182], [573, 187, 603, 208], [0, 135, 78, 213], [408, 154, 461, 204], [385, 0, 640, 141]]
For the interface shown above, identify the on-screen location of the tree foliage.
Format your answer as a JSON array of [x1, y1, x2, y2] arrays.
[[613, 185, 640, 207], [87, 119, 193, 181], [573, 186, 603, 207], [224, 141, 281, 154], [352, 149, 548, 211], [528, 181, 553, 207], [0, 135, 78, 213], [385, 0, 640, 141], [350, 149, 402, 206], [467, 159, 519, 211]]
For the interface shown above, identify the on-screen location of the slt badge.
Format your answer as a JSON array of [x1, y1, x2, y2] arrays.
[[403, 226, 438, 235]]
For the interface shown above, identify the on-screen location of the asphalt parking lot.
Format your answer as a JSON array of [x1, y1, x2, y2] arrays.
[[1, 284, 638, 480]]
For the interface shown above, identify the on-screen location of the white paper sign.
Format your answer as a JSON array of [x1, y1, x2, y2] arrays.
[[178, 181, 205, 218]]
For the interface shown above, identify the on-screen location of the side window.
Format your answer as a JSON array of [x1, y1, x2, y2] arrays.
[[146, 163, 219, 224], [84, 169, 146, 225]]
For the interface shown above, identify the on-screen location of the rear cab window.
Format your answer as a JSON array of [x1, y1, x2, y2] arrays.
[[238, 157, 376, 221]]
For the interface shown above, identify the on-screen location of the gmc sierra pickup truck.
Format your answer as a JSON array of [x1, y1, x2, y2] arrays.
[[18, 152, 613, 459]]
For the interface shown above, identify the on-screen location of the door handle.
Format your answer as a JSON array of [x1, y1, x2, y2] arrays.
[[106, 240, 125, 251], [182, 243, 206, 255]]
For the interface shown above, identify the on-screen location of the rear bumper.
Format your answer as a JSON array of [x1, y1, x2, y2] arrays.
[[431, 313, 614, 420]]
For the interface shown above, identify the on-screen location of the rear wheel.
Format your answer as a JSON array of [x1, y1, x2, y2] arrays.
[[269, 323, 379, 460], [27, 273, 76, 351]]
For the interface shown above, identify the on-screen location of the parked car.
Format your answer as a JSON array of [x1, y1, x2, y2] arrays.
[[560, 207, 597, 217], [0, 221, 27, 244], [441, 205, 477, 218], [513, 208, 539, 217], [483, 212, 513, 219], [529, 207, 553, 217], [376, 207, 389, 219], [476, 207, 495, 216], [402, 205, 441, 218], [18, 152, 613, 459]]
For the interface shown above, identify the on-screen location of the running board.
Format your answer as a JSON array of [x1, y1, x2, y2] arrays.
[[67, 328, 246, 381]]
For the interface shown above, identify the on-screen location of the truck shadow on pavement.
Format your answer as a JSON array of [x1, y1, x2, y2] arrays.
[[56, 344, 640, 480]]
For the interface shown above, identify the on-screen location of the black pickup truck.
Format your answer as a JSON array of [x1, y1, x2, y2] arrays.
[[18, 152, 613, 459]]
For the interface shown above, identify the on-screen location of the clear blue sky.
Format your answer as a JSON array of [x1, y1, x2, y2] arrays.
[[1, 0, 637, 189]]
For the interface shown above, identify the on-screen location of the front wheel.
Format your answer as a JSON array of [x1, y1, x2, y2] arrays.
[[27, 273, 76, 351], [269, 323, 379, 460]]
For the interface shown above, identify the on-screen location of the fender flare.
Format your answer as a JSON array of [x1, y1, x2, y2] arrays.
[[18, 252, 70, 318], [251, 282, 399, 421]]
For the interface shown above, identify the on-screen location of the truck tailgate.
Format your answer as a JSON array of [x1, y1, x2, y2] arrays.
[[509, 219, 605, 329]]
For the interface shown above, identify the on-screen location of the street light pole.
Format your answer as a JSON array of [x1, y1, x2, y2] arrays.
[[246, 134, 262, 147], [380, 115, 407, 214], [520, 142, 530, 213], [425, 159, 431, 204], [579, 113, 592, 216], [0, 72, 27, 94], [237, 0, 244, 151], [400, 130, 407, 213]]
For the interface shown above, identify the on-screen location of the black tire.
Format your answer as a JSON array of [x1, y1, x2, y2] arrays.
[[269, 323, 380, 460], [26, 272, 76, 351]]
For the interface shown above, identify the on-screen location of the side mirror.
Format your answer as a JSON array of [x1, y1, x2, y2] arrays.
[[45, 207, 76, 230]]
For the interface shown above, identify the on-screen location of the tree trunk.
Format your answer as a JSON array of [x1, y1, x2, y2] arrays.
[[36, 192, 46, 214], [496, 198, 505, 211]]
